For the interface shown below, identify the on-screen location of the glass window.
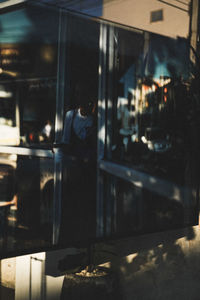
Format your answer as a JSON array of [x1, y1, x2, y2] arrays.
[[150, 9, 163, 23], [0, 155, 54, 253], [103, 171, 197, 237], [58, 14, 99, 245], [111, 32, 192, 184], [0, 5, 58, 147], [103, 26, 199, 233], [0, 3, 59, 256]]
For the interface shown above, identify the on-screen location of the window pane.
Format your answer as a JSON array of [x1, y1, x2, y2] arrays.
[[150, 9, 163, 23], [59, 14, 99, 245], [0, 155, 53, 255], [108, 26, 198, 229], [103, 172, 197, 237], [111, 30, 194, 185], [0, 3, 58, 256], [0, 5, 58, 147]]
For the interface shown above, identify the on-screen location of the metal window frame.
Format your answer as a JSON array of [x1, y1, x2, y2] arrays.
[[99, 160, 196, 206], [96, 23, 119, 238], [0, 146, 53, 158], [96, 22, 107, 237], [52, 9, 68, 245]]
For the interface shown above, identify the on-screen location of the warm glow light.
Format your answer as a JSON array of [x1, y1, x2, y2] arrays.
[[1, 48, 19, 56], [2, 69, 19, 77], [40, 45, 55, 63]]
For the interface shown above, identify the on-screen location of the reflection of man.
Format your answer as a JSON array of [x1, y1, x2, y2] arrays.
[[61, 101, 96, 159], [42, 120, 52, 141], [59, 101, 96, 243]]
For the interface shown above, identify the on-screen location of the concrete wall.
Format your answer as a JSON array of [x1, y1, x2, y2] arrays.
[[0, 258, 15, 300], [94, 224, 200, 299], [0, 257, 16, 289]]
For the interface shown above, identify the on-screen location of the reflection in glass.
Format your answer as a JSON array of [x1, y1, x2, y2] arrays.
[[111, 30, 193, 184], [0, 5, 58, 148], [0, 155, 53, 253], [0, 3, 58, 255], [107, 26, 199, 232], [59, 15, 99, 245], [103, 172, 197, 237]]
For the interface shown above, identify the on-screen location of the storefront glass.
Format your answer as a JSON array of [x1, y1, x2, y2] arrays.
[[103, 26, 198, 236], [0, 1, 198, 256], [59, 14, 99, 245], [0, 3, 58, 256]]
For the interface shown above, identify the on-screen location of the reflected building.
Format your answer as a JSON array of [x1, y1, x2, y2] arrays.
[[103, 0, 191, 38], [28, 0, 191, 38]]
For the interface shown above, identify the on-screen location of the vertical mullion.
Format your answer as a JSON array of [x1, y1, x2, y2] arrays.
[[15, 87, 20, 145], [54, 10, 68, 144], [96, 22, 107, 238], [97, 23, 107, 161], [97, 24, 118, 238], [53, 9, 68, 245], [106, 25, 117, 237], [106, 25, 114, 159]]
